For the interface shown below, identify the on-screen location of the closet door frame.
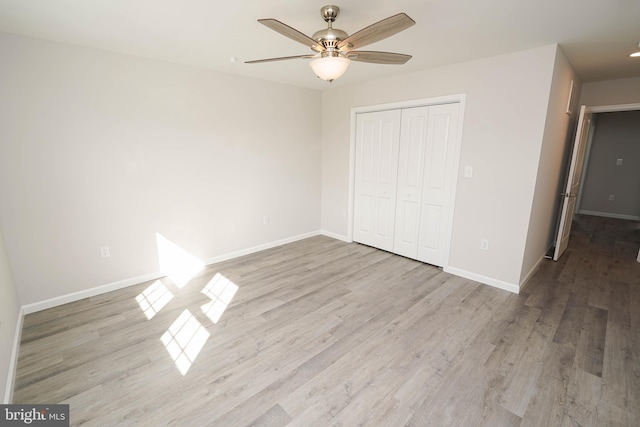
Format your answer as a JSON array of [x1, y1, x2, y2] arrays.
[[347, 93, 466, 269]]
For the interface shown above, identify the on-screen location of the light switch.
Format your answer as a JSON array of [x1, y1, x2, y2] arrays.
[[464, 166, 473, 178], [616, 158, 623, 165]]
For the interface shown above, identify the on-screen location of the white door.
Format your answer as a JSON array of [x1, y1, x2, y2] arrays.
[[353, 110, 401, 252], [417, 103, 460, 266], [553, 105, 593, 261], [393, 107, 429, 258]]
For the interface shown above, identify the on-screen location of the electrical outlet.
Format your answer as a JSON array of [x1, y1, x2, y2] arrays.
[[609, 194, 615, 201], [262, 216, 269, 225], [480, 239, 489, 251], [100, 246, 110, 257]]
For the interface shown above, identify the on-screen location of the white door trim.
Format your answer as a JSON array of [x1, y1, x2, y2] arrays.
[[347, 93, 466, 270], [588, 103, 640, 113]]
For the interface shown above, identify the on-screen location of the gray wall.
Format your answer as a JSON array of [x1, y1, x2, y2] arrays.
[[579, 111, 640, 220]]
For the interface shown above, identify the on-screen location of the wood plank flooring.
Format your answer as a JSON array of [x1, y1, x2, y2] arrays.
[[12, 215, 640, 426]]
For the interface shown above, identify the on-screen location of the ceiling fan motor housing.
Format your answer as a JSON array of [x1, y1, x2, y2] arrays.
[[312, 28, 348, 49], [313, 5, 349, 53]]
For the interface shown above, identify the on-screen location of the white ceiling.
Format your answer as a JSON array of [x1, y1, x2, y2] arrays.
[[1, 0, 639, 91]]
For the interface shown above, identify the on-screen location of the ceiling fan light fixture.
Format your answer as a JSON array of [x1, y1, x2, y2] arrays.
[[309, 55, 350, 82]]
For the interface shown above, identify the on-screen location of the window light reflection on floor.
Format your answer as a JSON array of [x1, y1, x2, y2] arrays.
[[161, 309, 210, 375], [201, 273, 239, 324], [135, 280, 173, 319]]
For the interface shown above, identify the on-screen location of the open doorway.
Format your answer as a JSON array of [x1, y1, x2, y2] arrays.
[[576, 109, 640, 221], [552, 103, 640, 262]]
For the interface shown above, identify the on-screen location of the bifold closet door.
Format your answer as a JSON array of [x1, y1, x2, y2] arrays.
[[353, 102, 460, 267], [416, 103, 459, 266], [353, 109, 401, 252], [393, 106, 429, 259]]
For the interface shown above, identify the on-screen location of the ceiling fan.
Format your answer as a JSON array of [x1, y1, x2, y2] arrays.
[[245, 5, 416, 83]]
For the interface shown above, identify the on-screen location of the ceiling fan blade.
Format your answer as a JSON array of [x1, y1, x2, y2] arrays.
[[245, 54, 316, 64], [347, 51, 412, 64], [258, 19, 325, 52], [337, 13, 415, 50]]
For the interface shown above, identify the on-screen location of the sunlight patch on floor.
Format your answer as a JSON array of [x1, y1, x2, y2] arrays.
[[135, 280, 173, 319], [201, 273, 239, 324], [161, 309, 210, 375]]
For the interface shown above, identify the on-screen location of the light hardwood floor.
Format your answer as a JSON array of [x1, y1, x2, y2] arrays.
[[12, 215, 640, 426]]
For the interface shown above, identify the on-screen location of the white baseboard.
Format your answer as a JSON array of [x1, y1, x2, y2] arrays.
[[23, 231, 323, 314], [519, 255, 546, 293], [22, 272, 165, 314], [578, 210, 640, 221], [320, 230, 351, 243], [4, 307, 24, 404], [202, 231, 321, 265], [444, 266, 520, 294]]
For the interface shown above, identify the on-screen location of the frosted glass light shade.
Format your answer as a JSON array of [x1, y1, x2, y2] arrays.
[[309, 56, 350, 82]]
